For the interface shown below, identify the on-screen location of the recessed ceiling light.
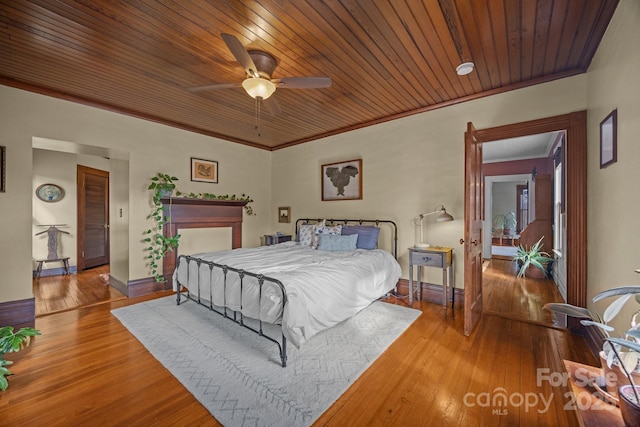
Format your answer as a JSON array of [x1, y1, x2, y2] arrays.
[[456, 62, 475, 76]]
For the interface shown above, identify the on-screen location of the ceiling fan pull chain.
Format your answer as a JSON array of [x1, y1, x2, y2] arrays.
[[255, 97, 262, 137]]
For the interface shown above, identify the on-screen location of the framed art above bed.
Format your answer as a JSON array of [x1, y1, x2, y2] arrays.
[[321, 159, 362, 201]]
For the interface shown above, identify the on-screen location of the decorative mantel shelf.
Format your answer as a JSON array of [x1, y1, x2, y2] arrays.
[[160, 197, 248, 283]]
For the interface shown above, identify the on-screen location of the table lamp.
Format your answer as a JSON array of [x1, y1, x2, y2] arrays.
[[414, 205, 454, 248]]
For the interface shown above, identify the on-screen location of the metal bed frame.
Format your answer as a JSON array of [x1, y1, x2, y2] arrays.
[[175, 218, 398, 368]]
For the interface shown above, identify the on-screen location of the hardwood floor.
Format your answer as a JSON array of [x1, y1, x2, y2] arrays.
[[33, 265, 126, 316], [3, 268, 596, 426], [482, 258, 565, 326]]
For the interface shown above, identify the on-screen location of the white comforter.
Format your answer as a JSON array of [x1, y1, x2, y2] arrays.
[[173, 241, 401, 348]]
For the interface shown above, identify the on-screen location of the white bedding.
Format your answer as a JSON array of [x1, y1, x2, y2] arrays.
[[173, 241, 401, 348]]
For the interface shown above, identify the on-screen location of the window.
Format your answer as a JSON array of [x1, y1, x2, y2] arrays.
[[552, 139, 565, 256]]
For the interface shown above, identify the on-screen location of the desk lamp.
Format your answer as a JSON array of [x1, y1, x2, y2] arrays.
[[414, 205, 454, 248]]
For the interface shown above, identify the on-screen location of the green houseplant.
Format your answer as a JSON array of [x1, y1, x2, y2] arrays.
[[544, 286, 640, 419], [513, 236, 554, 278], [144, 173, 181, 282], [503, 211, 517, 235], [1, 326, 40, 391]]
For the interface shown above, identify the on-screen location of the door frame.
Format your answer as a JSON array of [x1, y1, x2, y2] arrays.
[[470, 111, 587, 309]]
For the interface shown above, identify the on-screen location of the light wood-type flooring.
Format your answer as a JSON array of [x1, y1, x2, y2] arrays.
[[33, 265, 126, 316], [3, 260, 595, 425], [482, 258, 565, 326]]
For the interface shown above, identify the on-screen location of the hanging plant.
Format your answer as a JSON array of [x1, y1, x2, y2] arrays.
[[144, 173, 181, 282]]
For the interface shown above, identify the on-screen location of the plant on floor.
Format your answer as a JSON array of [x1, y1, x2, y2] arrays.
[[144, 173, 181, 282], [513, 236, 554, 278], [0, 326, 40, 391], [544, 286, 640, 409]]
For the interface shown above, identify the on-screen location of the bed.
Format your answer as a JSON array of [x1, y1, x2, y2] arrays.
[[172, 218, 401, 367]]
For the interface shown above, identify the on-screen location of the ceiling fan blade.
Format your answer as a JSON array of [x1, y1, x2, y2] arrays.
[[274, 77, 332, 89], [262, 96, 281, 116], [221, 33, 259, 78], [187, 83, 241, 92]]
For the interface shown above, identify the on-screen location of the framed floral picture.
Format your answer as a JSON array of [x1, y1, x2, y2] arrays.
[[191, 157, 218, 183], [321, 159, 362, 201]]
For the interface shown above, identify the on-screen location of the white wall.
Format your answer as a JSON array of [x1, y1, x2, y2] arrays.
[[586, 0, 640, 331], [482, 174, 531, 256], [32, 149, 77, 266], [0, 86, 271, 303], [492, 181, 521, 228], [272, 75, 588, 287]]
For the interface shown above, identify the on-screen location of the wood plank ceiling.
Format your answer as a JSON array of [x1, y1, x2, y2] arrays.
[[0, 0, 618, 150]]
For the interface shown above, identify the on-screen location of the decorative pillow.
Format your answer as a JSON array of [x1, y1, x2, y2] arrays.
[[315, 224, 342, 236], [297, 224, 315, 247], [341, 225, 380, 250], [317, 233, 358, 251]]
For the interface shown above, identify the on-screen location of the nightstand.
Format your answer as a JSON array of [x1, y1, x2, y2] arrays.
[[264, 234, 292, 246], [408, 246, 454, 307]]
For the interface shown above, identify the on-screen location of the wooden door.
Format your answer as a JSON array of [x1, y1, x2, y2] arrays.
[[77, 166, 109, 270], [464, 122, 484, 336]]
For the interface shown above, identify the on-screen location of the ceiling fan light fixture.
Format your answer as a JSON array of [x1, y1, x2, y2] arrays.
[[456, 61, 475, 76], [242, 77, 276, 99]]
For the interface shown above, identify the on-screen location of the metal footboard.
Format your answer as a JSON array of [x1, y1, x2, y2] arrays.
[[175, 254, 289, 367]]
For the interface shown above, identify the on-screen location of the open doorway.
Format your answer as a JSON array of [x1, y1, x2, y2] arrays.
[[32, 138, 130, 316], [463, 111, 587, 335]]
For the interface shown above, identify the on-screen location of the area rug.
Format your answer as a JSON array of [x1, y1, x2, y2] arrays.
[[112, 295, 420, 427]]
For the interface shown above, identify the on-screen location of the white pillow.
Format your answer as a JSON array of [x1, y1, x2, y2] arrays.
[[298, 224, 315, 247]]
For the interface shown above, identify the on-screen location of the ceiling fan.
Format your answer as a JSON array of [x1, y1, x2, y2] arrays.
[[188, 33, 332, 116]]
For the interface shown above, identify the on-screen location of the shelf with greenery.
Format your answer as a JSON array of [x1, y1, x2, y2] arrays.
[[143, 172, 255, 282]]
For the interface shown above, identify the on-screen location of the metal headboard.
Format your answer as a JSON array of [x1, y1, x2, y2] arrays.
[[294, 218, 398, 259]]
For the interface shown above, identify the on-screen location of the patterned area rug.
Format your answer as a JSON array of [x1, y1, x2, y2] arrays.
[[112, 295, 420, 427]]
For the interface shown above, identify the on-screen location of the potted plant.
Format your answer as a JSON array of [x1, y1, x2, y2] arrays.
[[544, 286, 640, 424], [1, 326, 40, 391], [148, 172, 178, 202], [144, 173, 181, 282], [513, 236, 554, 278], [503, 211, 517, 235]]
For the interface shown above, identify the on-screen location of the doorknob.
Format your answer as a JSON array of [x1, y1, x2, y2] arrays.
[[459, 238, 465, 245]]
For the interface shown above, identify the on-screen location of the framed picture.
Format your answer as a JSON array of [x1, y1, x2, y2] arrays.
[[191, 157, 218, 183], [321, 159, 362, 201], [35, 183, 65, 202], [278, 206, 290, 223], [600, 109, 617, 169], [0, 146, 5, 193]]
